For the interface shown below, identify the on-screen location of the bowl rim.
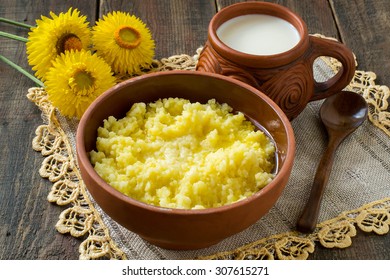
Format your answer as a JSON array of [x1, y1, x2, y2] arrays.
[[76, 70, 296, 215]]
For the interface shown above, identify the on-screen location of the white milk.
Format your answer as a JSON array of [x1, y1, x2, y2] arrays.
[[216, 14, 300, 55]]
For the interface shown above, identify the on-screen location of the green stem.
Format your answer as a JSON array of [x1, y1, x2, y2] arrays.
[[0, 17, 33, 29], [0, 55, 44, 87], [0, 31, 28, 42]]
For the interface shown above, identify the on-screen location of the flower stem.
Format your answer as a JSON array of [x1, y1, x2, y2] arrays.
[[0, 31, 28, 42], [0, 17, 33, 29], [0, 55, 44, 87]]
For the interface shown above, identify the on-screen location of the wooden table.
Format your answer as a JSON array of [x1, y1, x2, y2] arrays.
[[1, 0, 389, 260]]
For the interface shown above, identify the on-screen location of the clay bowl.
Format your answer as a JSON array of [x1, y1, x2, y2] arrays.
[[76, 70, 295, 250]]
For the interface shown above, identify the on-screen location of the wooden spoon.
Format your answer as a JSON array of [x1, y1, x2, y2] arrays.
[[296, 91, 368, 233]]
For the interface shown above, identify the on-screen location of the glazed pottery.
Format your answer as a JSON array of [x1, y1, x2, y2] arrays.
[[196, 2, 356, 119], [76, 71, 295, 250]]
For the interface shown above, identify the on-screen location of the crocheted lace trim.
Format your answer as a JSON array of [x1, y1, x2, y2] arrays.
[[27, 40, 390, 260]]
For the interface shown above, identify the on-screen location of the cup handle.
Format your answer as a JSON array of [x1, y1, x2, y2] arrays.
[[308, 36, 356, 101]]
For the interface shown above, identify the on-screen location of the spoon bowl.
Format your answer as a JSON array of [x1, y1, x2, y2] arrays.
[[297, 91, 368, 233], [320, 91, 368, 132]]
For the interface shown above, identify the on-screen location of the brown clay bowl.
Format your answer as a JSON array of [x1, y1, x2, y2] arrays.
[[76, 70, 295, 250]]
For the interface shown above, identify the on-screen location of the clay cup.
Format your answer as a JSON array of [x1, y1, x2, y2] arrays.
[[197, 2, 356, 119]]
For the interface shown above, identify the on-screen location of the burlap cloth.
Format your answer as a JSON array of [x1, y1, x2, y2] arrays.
[[27, 36, 390, 260]]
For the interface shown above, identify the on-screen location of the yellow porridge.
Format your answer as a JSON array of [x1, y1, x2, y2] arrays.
[[90, 98, 275, 209]]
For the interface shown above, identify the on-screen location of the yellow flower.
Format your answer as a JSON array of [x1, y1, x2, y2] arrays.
[[92, 11, 155, 75], [45, 50, 116, 119], [26, 8, 91, 81]]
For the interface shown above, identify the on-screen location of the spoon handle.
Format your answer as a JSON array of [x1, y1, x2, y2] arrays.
[[296, 139, 340, 233]]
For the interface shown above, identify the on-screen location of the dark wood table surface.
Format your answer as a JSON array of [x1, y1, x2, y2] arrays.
[[1, 0, 389, 260]]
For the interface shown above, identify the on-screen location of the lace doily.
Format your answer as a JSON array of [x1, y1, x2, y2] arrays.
[[27, 38, 390, 260]]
